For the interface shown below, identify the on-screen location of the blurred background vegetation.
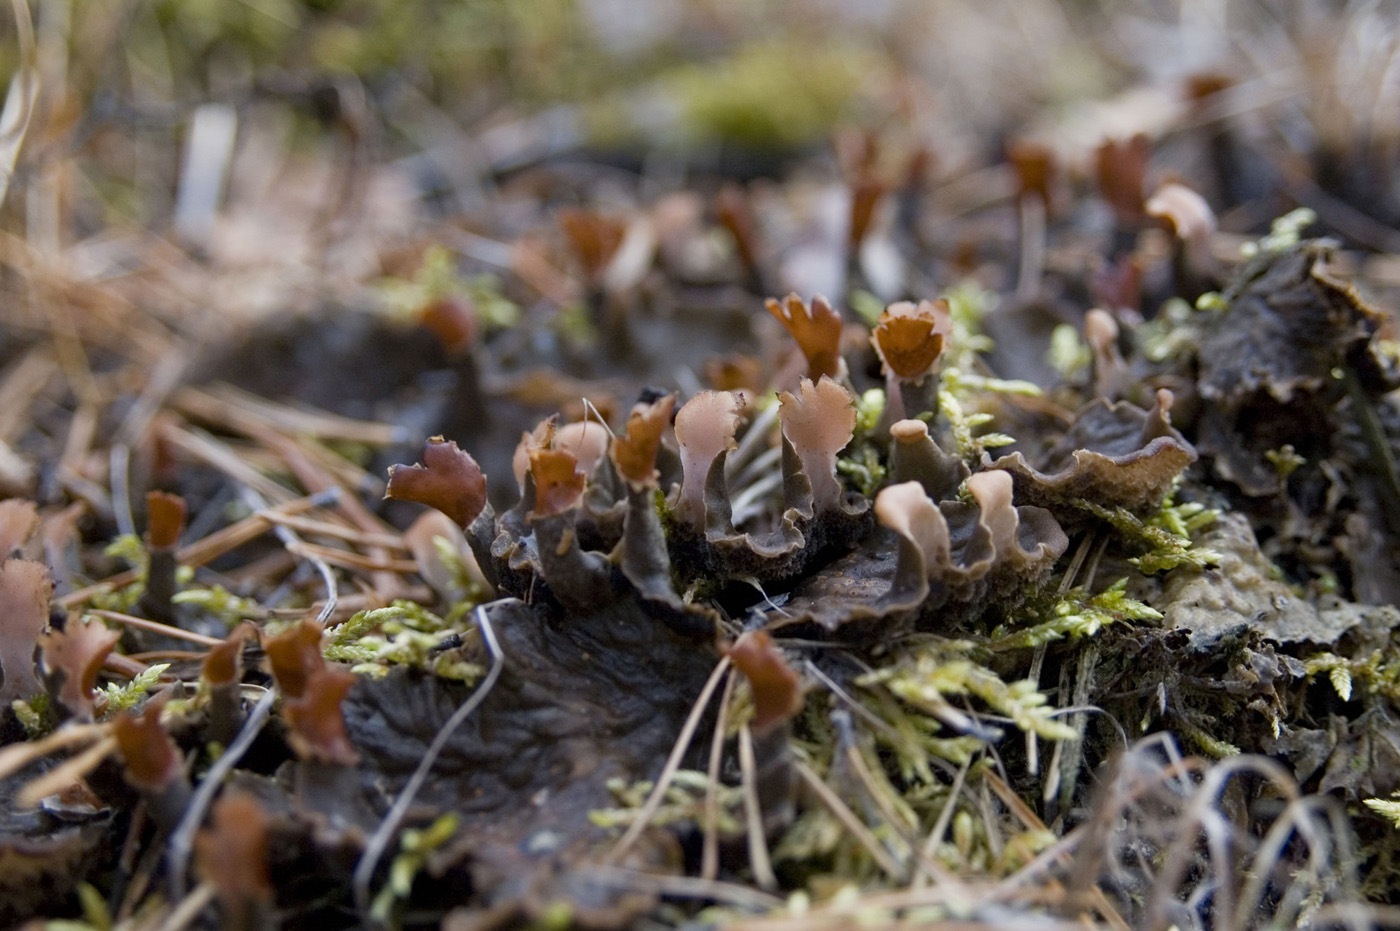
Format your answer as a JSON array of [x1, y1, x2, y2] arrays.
[[0, 0, 1162, 227], [4, 0, 1400, 304]]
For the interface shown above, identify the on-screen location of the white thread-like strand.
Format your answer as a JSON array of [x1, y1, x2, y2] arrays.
[[353, 603, 505, 927], [166, 687, 276, 899]]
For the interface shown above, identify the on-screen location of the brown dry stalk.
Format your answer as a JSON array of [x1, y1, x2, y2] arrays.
[[248, 418, 404, 599], [18, 735, 120, 807], [257, 510, 406, 550], [0, 346, 57, 442], [87, 609, 226, 647], [284, 539, 419, 574], [174, 383, 403, 446], [701, 668, 738, 881], [0, 722, 109, 781], [737, 723, 777, 890], [607, 657, 733, 864], [156, 419, 297, 504]]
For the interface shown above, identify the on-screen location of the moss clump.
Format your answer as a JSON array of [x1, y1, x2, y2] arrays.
[[661, 40, 874, 149]]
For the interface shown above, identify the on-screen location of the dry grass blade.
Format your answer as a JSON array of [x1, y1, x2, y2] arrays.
[[0, 0, 36, 212], [154, 881, 217, 931], [250, 427, 403, 599], [916, 754, 970, 888], [87, 609, 225, 648], [984, 770, 1131, 931], [167, 688, 277, 899], [738, 723, 777, 890], [18, 735, 119, 807], [0, 722, 109, 781], [729, 916, 1100, 931], [983, 769, 1046, 834], [577, 865, 785, 912], [283, 539, 418, 574], [174, 383, 406, 446], [0, 346, 56, 443], [1231, 794, 1349, 931], [793, 759, 904, 881], [702, 666, 738, 881], [57, 490, 335, 609], [115, 351, 191, 447], [1310, 903, 1400, 928], [157, 420, 297, 504], [607, 656, 733, 864], [843, 738, 932, 873], [257, 510, 406, 549], [1143, 754, 1300, 931]]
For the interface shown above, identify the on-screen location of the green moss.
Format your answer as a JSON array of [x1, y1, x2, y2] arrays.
[[170, 585, 264, 627], [11, 695, 47, 738], [1047, 323, 1091, 379], [661, 40, 871, 149], [99, 664, 170, 716], [591, 770, 743, 832], [942, 280, 998, 369], [1073, 486, 1220, 574], [1365, 797, 1400, 828], [376, 247, 520, 331], [1304, 652, 1354, 701], [991, 578, 1161, 649], [551, 301, 597, 348], [103, 533, 148, 574], [849, 290, 887, 327], [836, 446, 886, 497], [370, 812, 462, 926], [936, 390, 1023, 460], [1137, 298, 1205, 362], [860, 643, 1075, 743], [328, 601, 482, 680], [1179, 720, 1241, 758], [1240, 207, 1317, 258]]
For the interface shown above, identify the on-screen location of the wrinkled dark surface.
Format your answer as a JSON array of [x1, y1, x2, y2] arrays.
[[1195, 243, 1396, 495], [1155, 512, 1373, 648], [344, 597, 714, 821], [213, 589, 715, 926], [991, 392, 1196, 514], [1197, 244, 1389, 406], [777, 529, 905, 635]]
